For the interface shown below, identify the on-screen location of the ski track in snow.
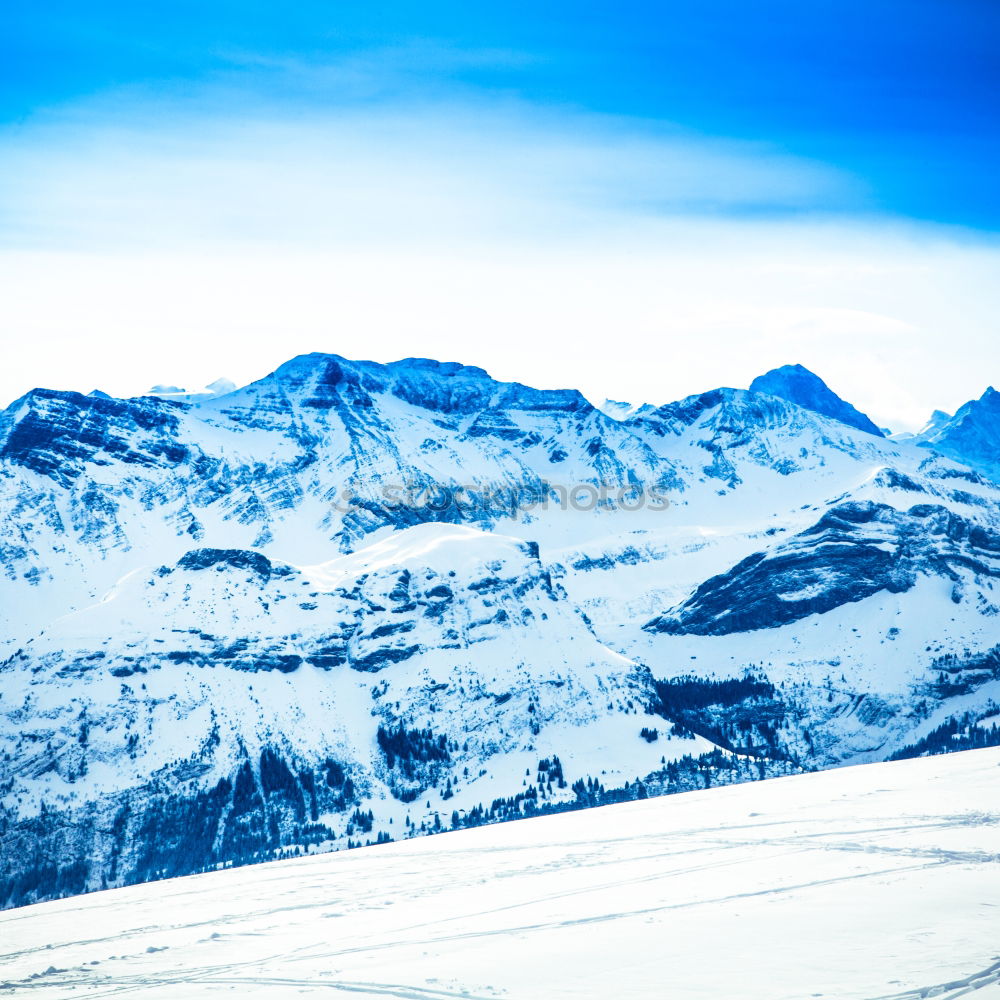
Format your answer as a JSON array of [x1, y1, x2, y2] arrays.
[[2, 749, 1000, 999]]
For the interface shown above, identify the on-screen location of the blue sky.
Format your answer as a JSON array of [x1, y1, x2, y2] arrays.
[[5, 0, 998, 226], [1, 2, 998, 426]]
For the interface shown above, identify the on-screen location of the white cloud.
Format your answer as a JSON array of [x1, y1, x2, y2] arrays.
[[0, 81, 996, 431], [0, 91, 859, 252]]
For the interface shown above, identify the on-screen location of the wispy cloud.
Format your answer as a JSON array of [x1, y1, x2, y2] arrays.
[[0, 53, 996, 431], [0, 61, 864, 254]]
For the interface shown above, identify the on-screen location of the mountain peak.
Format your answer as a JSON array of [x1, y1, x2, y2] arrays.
[[594, 397, 657, 422], [146, 378, 235, 403], [388, 358, 491, 380], [269, 352, 491, 384], [916, 409, 953, 437], [914, 384, 1000, 482], [247, 352, 591, 419], [748, 364, 884, 437]]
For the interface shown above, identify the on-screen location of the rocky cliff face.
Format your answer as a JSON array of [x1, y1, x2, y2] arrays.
[[645, 502, 1000, 636], [2, 354, 999, 908]]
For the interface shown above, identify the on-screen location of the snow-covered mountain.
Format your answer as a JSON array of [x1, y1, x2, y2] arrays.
[[1, 352, 998, 909], [911, 386, 1000, 482], [748, 363, 884, 436], [145, 378, 237, 404], [593, 397, 657, 421]]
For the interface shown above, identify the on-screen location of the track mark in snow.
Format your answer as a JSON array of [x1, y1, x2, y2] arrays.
[[868, 958, 1000, 999]]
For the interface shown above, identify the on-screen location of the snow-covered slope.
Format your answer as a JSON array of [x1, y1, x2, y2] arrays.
[[2, 747, 999, 1000], [1, 352, 999, 908], [3, 523, 716, 903]]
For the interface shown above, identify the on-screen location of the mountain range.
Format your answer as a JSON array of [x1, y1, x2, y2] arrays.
[[1, 356, 998, 909]]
